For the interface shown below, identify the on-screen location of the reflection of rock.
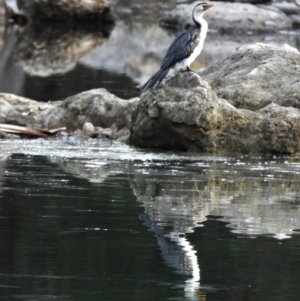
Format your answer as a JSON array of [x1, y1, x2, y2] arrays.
[[208, 158, 300, 239], [130, 44, 300, 153], [2, 137, 300, 243], [129, 156, 300, 241], [14, 15, 115, 76], [163, 1, 292, 32], [131, 169, 218, 234], [50, 156, 111, 183], [212, 196, 300, 239]]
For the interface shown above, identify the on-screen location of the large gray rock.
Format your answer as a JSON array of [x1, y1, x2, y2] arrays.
[[0, 89, 138, 131], [53, 89, 138, 131], [200, 43, 300, 110], [130, 43, 300, 153], [130, 73, 220, 151], [15, 22, 114, 77], [163, 1, 292, 32]]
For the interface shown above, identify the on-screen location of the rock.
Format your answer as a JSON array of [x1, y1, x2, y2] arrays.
[[162, 2, 292, 32], [200, 43, 300, 110], [272, 1, 300, 27], [102, 128, 113, 138], [130, 72, 220, 151], [55, 89, 138, 131], [112, 127, 131, 142], [270, 80, 300, 108], [11, 0, 116, 75], [0, 131, 20, 139], [16, 25, 114, 77], [94, 126, 104, 136], [82, 122, 95, 137], [18, 0, 110, 18], [273, 1, 300, 15], [0, 93, 57, 126], [0, 89, 139, 138], [130, 43, 300, 153], [14, 6, 114, 77], [72, 129, 83, 136]]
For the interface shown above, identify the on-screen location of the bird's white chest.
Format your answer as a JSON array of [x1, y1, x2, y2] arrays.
[[175, 19, 208, 70]]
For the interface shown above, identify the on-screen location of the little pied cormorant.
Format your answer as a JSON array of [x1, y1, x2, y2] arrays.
[[142, 2, 213, 90]]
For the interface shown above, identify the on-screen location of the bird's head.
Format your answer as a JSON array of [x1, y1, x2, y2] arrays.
[[192, 2, 214, 25], [193, 2, 214, 16]]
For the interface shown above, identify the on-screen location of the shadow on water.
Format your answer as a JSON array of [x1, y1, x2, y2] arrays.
[[1, 139, 300, 300]]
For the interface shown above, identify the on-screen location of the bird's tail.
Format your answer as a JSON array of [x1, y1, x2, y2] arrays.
[[142, 68, 170, 90]]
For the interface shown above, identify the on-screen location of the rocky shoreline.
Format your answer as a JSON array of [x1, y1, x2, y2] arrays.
[[1, 43, 300, 153]]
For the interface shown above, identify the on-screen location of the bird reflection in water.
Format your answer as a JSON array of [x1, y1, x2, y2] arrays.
[[140, 213, 205, 300]]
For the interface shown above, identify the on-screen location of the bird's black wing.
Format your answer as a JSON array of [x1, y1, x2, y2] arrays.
[[160, 27, 201, 70]]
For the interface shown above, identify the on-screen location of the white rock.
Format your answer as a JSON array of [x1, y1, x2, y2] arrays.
[[82, 122, 95, 137]]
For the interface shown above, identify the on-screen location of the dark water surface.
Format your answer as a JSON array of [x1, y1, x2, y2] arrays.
[[1, 139, 300, 300]]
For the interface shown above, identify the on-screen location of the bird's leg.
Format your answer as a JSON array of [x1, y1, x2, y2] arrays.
[[180, 66, 191, 73], [183, 66, 198, 75]]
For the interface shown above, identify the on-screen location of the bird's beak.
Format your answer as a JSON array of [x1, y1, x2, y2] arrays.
[[204, 4, 214, 11]]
